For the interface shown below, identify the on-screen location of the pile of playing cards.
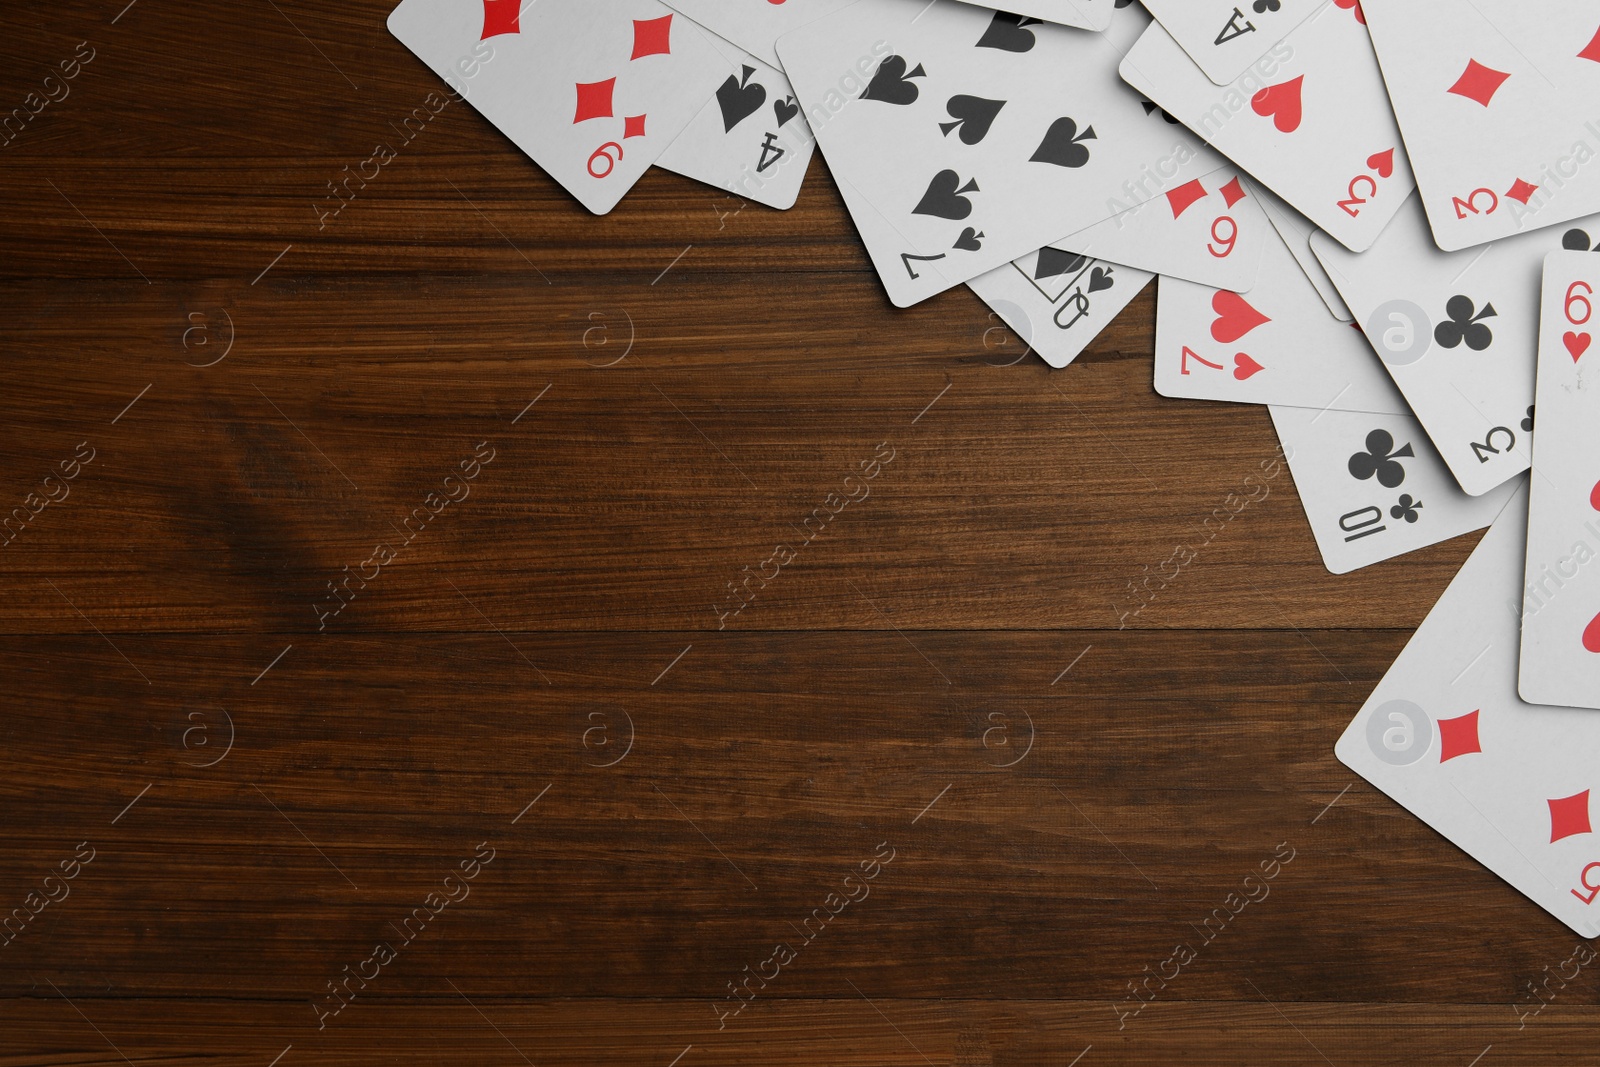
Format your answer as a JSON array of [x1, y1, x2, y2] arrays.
[[388, 0, 1600, 931]]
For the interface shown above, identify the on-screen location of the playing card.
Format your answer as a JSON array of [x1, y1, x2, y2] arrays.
[[1362, 0, 1600, 251], [968, 249, 1151, 369], [656, 25, 815, 209], [1120, 3, 1414, 252], [1519, 250, 1600, 710], [777, 0, 1221, 307], [1337, 485, 1600, 938], [1139, 0, 1325, 86], [1310, 196, 1600, 497], [1251, 180, 1352, 320], [664, 0, 855, 68], [1269, 404, 1521, 574], [1050, 163, 1269, 290], [388, 0, 729, 215], [1154, 225, 1409, 414], [949, 0, 1113, 34]]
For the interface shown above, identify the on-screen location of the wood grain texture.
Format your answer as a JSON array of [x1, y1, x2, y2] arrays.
[[1, 1, 1588, 1065]]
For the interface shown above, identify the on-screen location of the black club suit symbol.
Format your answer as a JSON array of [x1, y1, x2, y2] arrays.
[[1252, 0, 1281, 11], [1522, 405, 1534, 432], [1391, 494, 1424, 523], [1434, 295, 1497, 351], [1349, 429, 1415, 489]]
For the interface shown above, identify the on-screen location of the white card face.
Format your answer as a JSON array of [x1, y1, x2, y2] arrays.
[[1269, 404, 1521, 574], [968, 250, 1151, 370], [655, 26, 815, 209], [1337, 485, 1600, 938], [778, 0, 1220, 306], [388, 0, 729, 215], [1520, 250, 1600, 710], [1120, 5, 1414, 252], [949, 0, 1113, 33], [1153, 228, 1409, 414], [1251, 180, 1352, 320], [1309, 196, 1600, 497], [1052, 164, 1269, 290], [664, 0, 855, 67], [1362, 0, 1600, 251], [1139, 0, 1326, 85]]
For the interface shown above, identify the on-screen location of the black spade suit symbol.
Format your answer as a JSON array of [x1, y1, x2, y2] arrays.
[[940, 95, 1006, 145], [773, 96, 799, 127], [716, 66, 766, 132], [953, 227, 984, 251], [913, 170, 980, 220], [861, 55, 926, 105], [1034, 247, 1086, 280], [1087, 266, 1114, 293], [1030, 117, 1097, 168], [976, 12, 1043, 52]]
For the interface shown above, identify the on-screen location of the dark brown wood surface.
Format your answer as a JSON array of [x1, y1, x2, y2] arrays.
[[2, 2, 1595, 1064]]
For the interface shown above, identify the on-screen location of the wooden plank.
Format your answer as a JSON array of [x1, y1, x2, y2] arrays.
[[0, 275, 1473, 631], [0, 998, 1587, 1066], [0, 632, 1579, 1004]]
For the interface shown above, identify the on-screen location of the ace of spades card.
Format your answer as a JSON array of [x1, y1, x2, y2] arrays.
[[1338, 484, 1600, 938], [655, 23, 815, 209], [1362, 0, 1600, 251], [388, 0, 730, 215], [1139, 0, 1327, 86], [776, 0, 1221, 307]]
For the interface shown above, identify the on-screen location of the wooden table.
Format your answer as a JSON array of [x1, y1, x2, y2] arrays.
[[3, 2, 1594, 1063]]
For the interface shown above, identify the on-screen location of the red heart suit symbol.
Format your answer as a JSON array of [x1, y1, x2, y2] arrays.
[[1233, 353, 1265, 380], [1211, 290, 1271, 343], [1591, 478, 1600, 513], [1585, 610, 1600, 654], [1333, 0, 1366, 24], [1565, 331, 1591, 361], [1251, 76, 1304, 133], [1366, 148, 1394, 177]]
